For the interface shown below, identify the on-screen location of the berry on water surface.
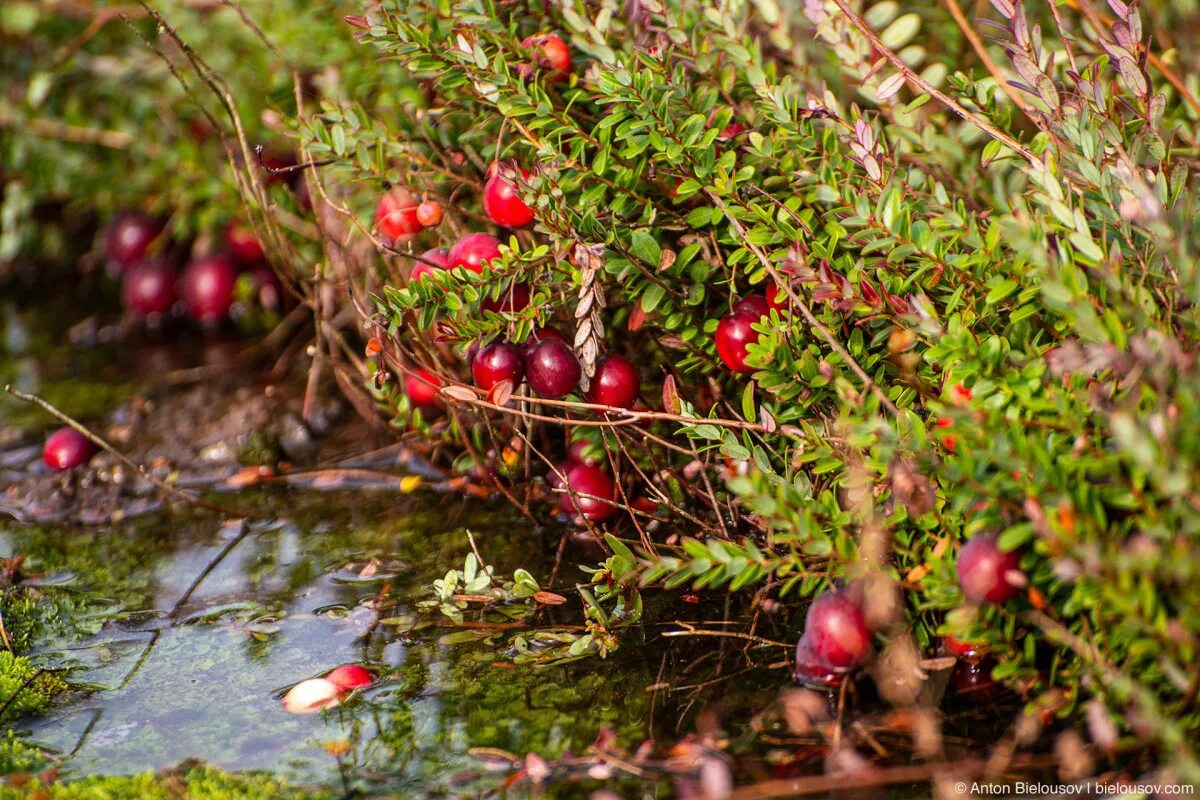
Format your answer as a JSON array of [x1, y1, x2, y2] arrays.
[[326, 664, 373, 693]]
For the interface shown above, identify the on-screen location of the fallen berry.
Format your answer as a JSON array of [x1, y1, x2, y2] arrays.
[[43, 427, 96, 472]]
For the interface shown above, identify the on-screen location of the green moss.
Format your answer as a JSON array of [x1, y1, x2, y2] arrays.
[[0, 653, 67, 722], [0, 765, 333, 799], [0, 733, 47, 775]]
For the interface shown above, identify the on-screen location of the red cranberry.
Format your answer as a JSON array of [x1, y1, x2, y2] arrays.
[[793, 633, 848, 688], [957, 533, 1023, 604], [376, 188, 423, 242], [43, 427, 96, 471], [567, 440, 602, 466], [524, 326, 566, 354], [714, 312, 759, 373], [448, 232, 502, 274], [482, 164, 534, 228], [472, 341, 525, 391], [481, 283, 531, 314], [411, 248, 452, 283], [405, 368, 442, 410], [559, 463, 617, 522], [225, 222, 265, 264], [179, 256, 237, 323], [416, 200, 443, 227], [326, 664, 373, 693], [521, 33, 571, 80], [105, 213, 162, 270], [121, 262, 176, 318], [734, 294, 769, 319], [801, 591, 871, 671], [525, 338, 580, 399], [951, 657, 1001, 704], [586, 354, 639, 409], [943, 635, 985, 659]]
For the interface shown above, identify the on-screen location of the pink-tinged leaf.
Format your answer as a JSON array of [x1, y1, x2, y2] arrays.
[[441, 384, 479, 402], [859, 277, 882, 307], [760, 405, 777, 433], [662, 374, 682, 415], [875, 72, 906, 101], [989, 0, 1015, 18], [1107, 0, 1129, 20]]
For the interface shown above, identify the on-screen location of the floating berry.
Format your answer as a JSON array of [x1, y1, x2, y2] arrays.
[[326, 664, 373, 693], [282, 678, 340, 714]]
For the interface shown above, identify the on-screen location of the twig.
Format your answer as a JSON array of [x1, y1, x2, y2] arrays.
[[4, 385, 256, 520], [168, 521, 252, 617], [942, 0, 1034, 113]]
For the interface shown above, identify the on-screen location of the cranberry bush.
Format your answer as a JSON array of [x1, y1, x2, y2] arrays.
[[288, 0, 1200, 778]]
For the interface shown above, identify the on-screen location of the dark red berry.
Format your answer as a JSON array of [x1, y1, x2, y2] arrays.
[[481, 283, 531, 314], [957, 533, 1023, 604], [559, 463, 617, 522], [43, 427, 96, 472], [483, 164, 534, 228], [586, 354, 639, 409], [734, 294, 769, 319], [105, 213, 162, 270], [802, 591, 871, 671], [416, 200, 443, 227], [375, 188, 423, 242], [943, 635, 985, 659], [567, 440, 602, 466], [523, 326, 566, 354], [951, 657, 1001, 704], [121, 262, 176, 318], [411, 248, 452, 283], [472, 342, 525, 391], [521, 33, 571, 80], [793, 633, 848, 688], [179, 256, 237, 323], [405, 368, 442, 410], [448, 232, 502, 274], [225, 222, 265, 264], [525, 338, 580, 399], [714, 312, 759, 373]]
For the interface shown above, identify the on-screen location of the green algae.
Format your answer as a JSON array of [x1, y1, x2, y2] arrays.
[[0, 765, 333, 799]]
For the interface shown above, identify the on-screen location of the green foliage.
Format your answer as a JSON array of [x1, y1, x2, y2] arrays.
[[0, 766, 331, 799], [0, 652, 67, 722]]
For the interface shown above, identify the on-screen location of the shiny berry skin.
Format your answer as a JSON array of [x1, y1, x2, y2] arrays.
[[524, 326, 566, 354], [375, 188, 422, 241], [282, 678, 340, 714], [448, 232, 502, 274], [957, 533, 1024, 604], [482, 165, 534, 228], [734, 294, 769, 319], [326, 664, 373, 693], [559, 463, 617, 522], [225, 222, 265, 264], [179, 256, 237, 323], [405, 368, 442, 410], [481, 283, 531, 314], [411, 248, 452, 283], [943, 635, 985, 659], [43, 427, 96, 472], [793, 633, 848, 688], [714, 312, 759, 373], [121, 262, 176, 318], [521, 33, 571, 80], [802, 591, 871, 671], [416, 200, 443, 227], [586, 354, 639, 409], [105, 213, 162, 270], [567, 440, 602, 466], [525, 338, 580, 399], [472, 341, 525, 391]]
